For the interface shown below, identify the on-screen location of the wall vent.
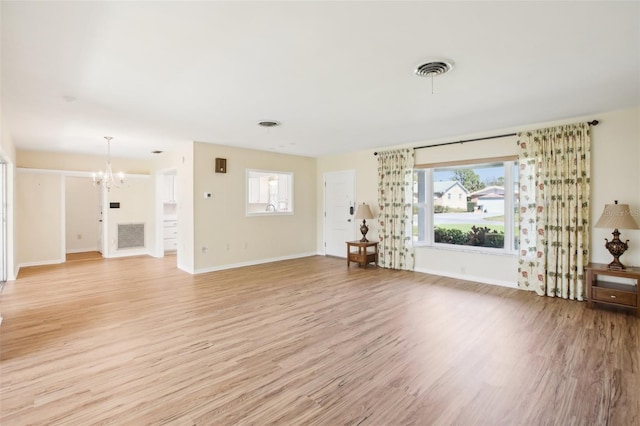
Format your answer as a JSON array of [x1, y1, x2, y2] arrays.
[[118, 223, 145, 249]]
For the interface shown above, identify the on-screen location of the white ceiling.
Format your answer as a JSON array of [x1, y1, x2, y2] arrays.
[[2, 1, 639, 159]]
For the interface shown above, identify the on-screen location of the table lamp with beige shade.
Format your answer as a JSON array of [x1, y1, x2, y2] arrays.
[[355, 203, 374, 242], [594, 201, 640, 270]]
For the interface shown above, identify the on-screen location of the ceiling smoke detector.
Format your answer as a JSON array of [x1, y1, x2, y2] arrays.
[[258, 121, 281, 127], [414, 60, 453, 77]]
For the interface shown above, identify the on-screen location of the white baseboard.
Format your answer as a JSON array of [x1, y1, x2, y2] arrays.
[[10, 265, 20, 281], [178, 262, 194, 274], [65, 248, 100, 254], [194, 252, 317, 274], [414, 267, 518, 289], [104, 248, 149, 258], [18, 259, 64, 269]]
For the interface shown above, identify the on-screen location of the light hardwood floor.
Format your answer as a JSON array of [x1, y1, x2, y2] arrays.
[[1, 255, 638, 425]]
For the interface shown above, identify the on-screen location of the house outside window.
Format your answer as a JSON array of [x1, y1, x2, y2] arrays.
[[413, 159, 518, 253]]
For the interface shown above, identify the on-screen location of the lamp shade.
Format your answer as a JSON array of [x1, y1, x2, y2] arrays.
[[355, 203, 374, 220], [594, 203, 639, 230]]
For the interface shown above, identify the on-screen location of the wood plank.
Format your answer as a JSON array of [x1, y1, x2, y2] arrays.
[[1, 255, 638, 425]]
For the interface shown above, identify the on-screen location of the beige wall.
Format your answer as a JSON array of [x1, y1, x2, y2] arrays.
[[15, 149, 156, 268], [317, 107, 640, 287], [193, 142, 317, 272], [65, 176, 100, 253], [105, 176, 153, 257], [8, 107, 639, 283], [16, 170, 63, 266], [316, 149, 380, 253], [590, 108, 640, 266]]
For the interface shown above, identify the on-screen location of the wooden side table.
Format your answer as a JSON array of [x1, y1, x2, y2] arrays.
[[585, 263, 639, 317], [346, 241, 379, 269]]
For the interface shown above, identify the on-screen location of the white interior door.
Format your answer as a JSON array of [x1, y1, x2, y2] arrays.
[[324, 170, 356, 257]]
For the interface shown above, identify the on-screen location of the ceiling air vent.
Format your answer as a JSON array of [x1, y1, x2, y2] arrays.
[[258, 121, 281, 127], [414, 60, 453, 77]]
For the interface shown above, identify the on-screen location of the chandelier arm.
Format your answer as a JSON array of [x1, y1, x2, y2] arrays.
[[92, 136, 124, 191]]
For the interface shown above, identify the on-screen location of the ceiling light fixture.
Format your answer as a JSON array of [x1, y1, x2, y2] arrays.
[[415, 59, 454, 94], [258, 120, 281, 127], [92, 136, 124, 191]]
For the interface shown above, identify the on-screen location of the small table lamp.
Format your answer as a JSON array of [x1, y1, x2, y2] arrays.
[[594, 200, 639, 270], [355, 203, 374, 242]]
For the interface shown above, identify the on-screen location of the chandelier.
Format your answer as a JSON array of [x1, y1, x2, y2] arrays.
[[92, 136, 124, 191]]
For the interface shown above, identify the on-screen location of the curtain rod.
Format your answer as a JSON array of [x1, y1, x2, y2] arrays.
[[373, 120, 599, 155]]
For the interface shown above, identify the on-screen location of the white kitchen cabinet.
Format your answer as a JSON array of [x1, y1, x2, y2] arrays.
[[163, 175, 177, 204], [163, 219, 177, 252]]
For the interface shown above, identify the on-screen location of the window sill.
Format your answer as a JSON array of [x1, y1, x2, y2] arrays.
[[413, 242, 517, 257], [246, 211, 294, 217]]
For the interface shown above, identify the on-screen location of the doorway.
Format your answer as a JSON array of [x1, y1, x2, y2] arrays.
[[323, 170, 356, 257], [64, 176, 101, 260], [157, 169, 178, 259]]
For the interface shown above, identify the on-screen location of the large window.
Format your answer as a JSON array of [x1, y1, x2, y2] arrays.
[[413, 159, 518, 253], [246, 169, 293, 215]]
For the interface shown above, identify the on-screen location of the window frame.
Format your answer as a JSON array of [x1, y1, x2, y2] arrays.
[[245, 168, 294, 216], [413, 157, 517, 255]]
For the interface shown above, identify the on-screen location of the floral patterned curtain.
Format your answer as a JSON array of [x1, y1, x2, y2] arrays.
[[517, 123, 591, 300], [377, 149, 414, 270]]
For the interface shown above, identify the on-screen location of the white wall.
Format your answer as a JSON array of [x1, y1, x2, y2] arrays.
[[0, 116, 17, 280], [317, 107, 640, 288], [151, 141, 194, 273]]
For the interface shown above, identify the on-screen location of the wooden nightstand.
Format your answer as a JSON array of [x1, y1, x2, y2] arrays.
[[346, 241, 379, 269], [585, 263, 639, 317]]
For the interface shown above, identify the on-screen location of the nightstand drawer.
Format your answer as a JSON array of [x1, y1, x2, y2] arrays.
[[592, 287, 637, 307]]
